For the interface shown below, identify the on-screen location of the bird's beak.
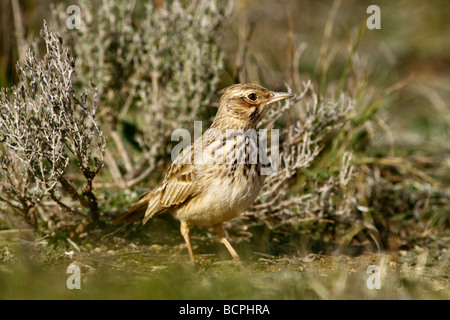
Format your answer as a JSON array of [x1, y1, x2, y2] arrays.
[[267, 91, 295, 105]]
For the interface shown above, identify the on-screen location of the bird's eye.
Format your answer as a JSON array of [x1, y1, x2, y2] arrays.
[[248, 93, 257, 101]]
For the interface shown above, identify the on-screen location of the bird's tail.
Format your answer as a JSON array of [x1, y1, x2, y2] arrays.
[[113, 189, 162, 225]]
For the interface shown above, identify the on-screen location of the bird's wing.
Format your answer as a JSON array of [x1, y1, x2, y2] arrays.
[[159, 162, 198, 207], [140, 163, 197, 224], [141, 143, 199, 224], [114, 142, 198, 225]]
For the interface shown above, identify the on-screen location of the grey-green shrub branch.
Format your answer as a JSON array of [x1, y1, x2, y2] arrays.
[[0, 22, 105, 227]]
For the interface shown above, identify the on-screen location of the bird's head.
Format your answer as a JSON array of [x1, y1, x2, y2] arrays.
[[214, 83, 294, 129]]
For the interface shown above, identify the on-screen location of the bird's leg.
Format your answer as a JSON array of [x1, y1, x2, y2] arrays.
[[180, 221, 195, 263], [213, 223, 240, 260]]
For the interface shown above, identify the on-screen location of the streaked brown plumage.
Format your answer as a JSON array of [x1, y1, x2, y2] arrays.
[[114, 83, 294, 262]]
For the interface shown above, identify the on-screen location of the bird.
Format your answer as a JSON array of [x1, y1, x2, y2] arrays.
[[114, 83, 294, 262]]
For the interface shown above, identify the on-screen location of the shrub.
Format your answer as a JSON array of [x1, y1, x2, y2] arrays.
[[0, 22, 105, 229]]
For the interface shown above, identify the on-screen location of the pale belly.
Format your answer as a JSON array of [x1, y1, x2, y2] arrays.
[[171, 166, 263, 226]]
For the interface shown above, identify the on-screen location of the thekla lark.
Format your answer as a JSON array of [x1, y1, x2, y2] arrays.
[[114, 83, 294, 262]]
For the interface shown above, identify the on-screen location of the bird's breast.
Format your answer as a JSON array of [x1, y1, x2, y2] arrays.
[[172, 163, 263, 226]]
